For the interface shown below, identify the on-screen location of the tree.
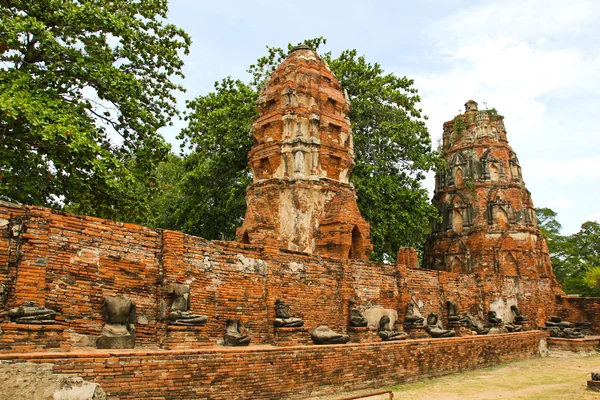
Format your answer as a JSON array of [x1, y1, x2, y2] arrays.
[[536, 207, 563, 238], [157, 78, 257, 237], [537, 208, 600, 297], [536, 207, 570, 282], [564, 221, 600, 296], [0, 0, 191, 222], [169, 38, 441, 261]]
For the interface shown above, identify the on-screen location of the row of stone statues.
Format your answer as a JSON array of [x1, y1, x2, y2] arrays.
[[7, 289, 592, 348], [97, 283, 209, 349], [443, 300, 528, 335]]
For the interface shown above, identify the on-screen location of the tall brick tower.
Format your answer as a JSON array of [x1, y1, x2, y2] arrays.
[[424, 100, 554, 278], [236, 46, 372, 259]]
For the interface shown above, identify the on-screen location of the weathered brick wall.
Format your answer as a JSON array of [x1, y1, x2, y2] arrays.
[[556, 296, 600, 334], [0, 204, 392, 349], [0, 331, 546, 400], [0, 203, 595, 351], [0, 201, 27, 309]]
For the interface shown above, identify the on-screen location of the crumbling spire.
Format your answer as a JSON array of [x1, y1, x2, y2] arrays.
[[236, 47, 371, 259]]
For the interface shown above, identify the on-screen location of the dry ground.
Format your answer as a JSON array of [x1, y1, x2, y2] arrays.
[[315, 354, 600, 400]]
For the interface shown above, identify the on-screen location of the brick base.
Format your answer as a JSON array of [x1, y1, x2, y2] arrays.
[[547, 336, 600, 353], [588, 380, 600, 392], [450, 325, 476, 337], [162, 325, 211, 350], [0, 323, 70, 353], [404, 325, 429, 339], [347, 326, 379, 343], [0, 331, 545, 399], [272, 327, 310, 346]]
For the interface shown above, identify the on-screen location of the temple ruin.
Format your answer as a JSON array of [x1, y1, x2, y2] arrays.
[[1, 49, 599, 399], [425, 99, 552, 279], [237, 45, 372, 259]]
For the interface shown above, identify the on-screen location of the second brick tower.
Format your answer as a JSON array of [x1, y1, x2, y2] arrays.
[[424, 100, 555, 279]]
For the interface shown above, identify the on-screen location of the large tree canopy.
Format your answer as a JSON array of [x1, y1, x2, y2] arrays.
[[156, 38, 441, 261], [0, 0, 190, 222]]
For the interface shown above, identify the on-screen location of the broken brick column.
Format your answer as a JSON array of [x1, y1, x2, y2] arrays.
[[10, 207, 51, 307]]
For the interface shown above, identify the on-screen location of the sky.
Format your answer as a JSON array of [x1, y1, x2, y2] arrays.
[[161, 0, 600, 235]]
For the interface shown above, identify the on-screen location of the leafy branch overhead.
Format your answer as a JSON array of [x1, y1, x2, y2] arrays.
[[0, 0, 190, 221]]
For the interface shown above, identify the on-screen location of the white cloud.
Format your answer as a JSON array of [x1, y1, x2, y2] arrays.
[[522, 158, 600, 185], [537, 196, 574, 210], [584, 212, 600, 224], [415, 0, 600, 232], [430, 0, 600, 48], [416, 38, 598, 145]]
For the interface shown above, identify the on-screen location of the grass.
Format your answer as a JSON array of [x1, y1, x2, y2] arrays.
[[388, 354, 600, 400], [316, 354, 600, 400]]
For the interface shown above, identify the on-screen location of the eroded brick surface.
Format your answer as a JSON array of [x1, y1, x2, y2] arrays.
[[236, 46, 372, 260]]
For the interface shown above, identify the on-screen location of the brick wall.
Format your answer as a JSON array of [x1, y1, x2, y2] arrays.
[[0, 201, 27, 306], [556, 296, 600, 334], [0, 203, 596, 351], [0, 331, 546, 400]]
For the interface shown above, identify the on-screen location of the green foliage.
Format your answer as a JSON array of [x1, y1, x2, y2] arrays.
[[537, 207, 563, 238], [156, 78, 257, 239], [326, 48, 441, 260], [488, 108, 502, 118], [453, 115, 467, 134], [537, 208, 600, 297], [0, 0, 191, 223], [451, 115, 467, 147], [159, 38, 441, 261], [583, 267, 600, 292], [464, 178, 475, 193]]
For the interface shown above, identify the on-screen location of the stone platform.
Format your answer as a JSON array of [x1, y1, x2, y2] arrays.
[[0, 331, 545, 399], [272, 326, 310, 346], [347, 326, 379, 343], [546, 335, 600, 354]]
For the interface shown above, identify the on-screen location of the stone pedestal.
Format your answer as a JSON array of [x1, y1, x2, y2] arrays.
[[516, 320, 532, 331], [488, 326, 508, 335], [96, 334, 135, 349], [449, 325, 476, 337], [163, 325, 211, 350], [587, 380, 600, 392], [547, 336, 600, 353], [404, 325, 429, 339], [448, 322, 471, 337], [272, 327, 310, 346], [347, 326, 378, 343]]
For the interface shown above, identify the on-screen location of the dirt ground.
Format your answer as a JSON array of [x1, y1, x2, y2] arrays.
[[315, 354, 600, 400]]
